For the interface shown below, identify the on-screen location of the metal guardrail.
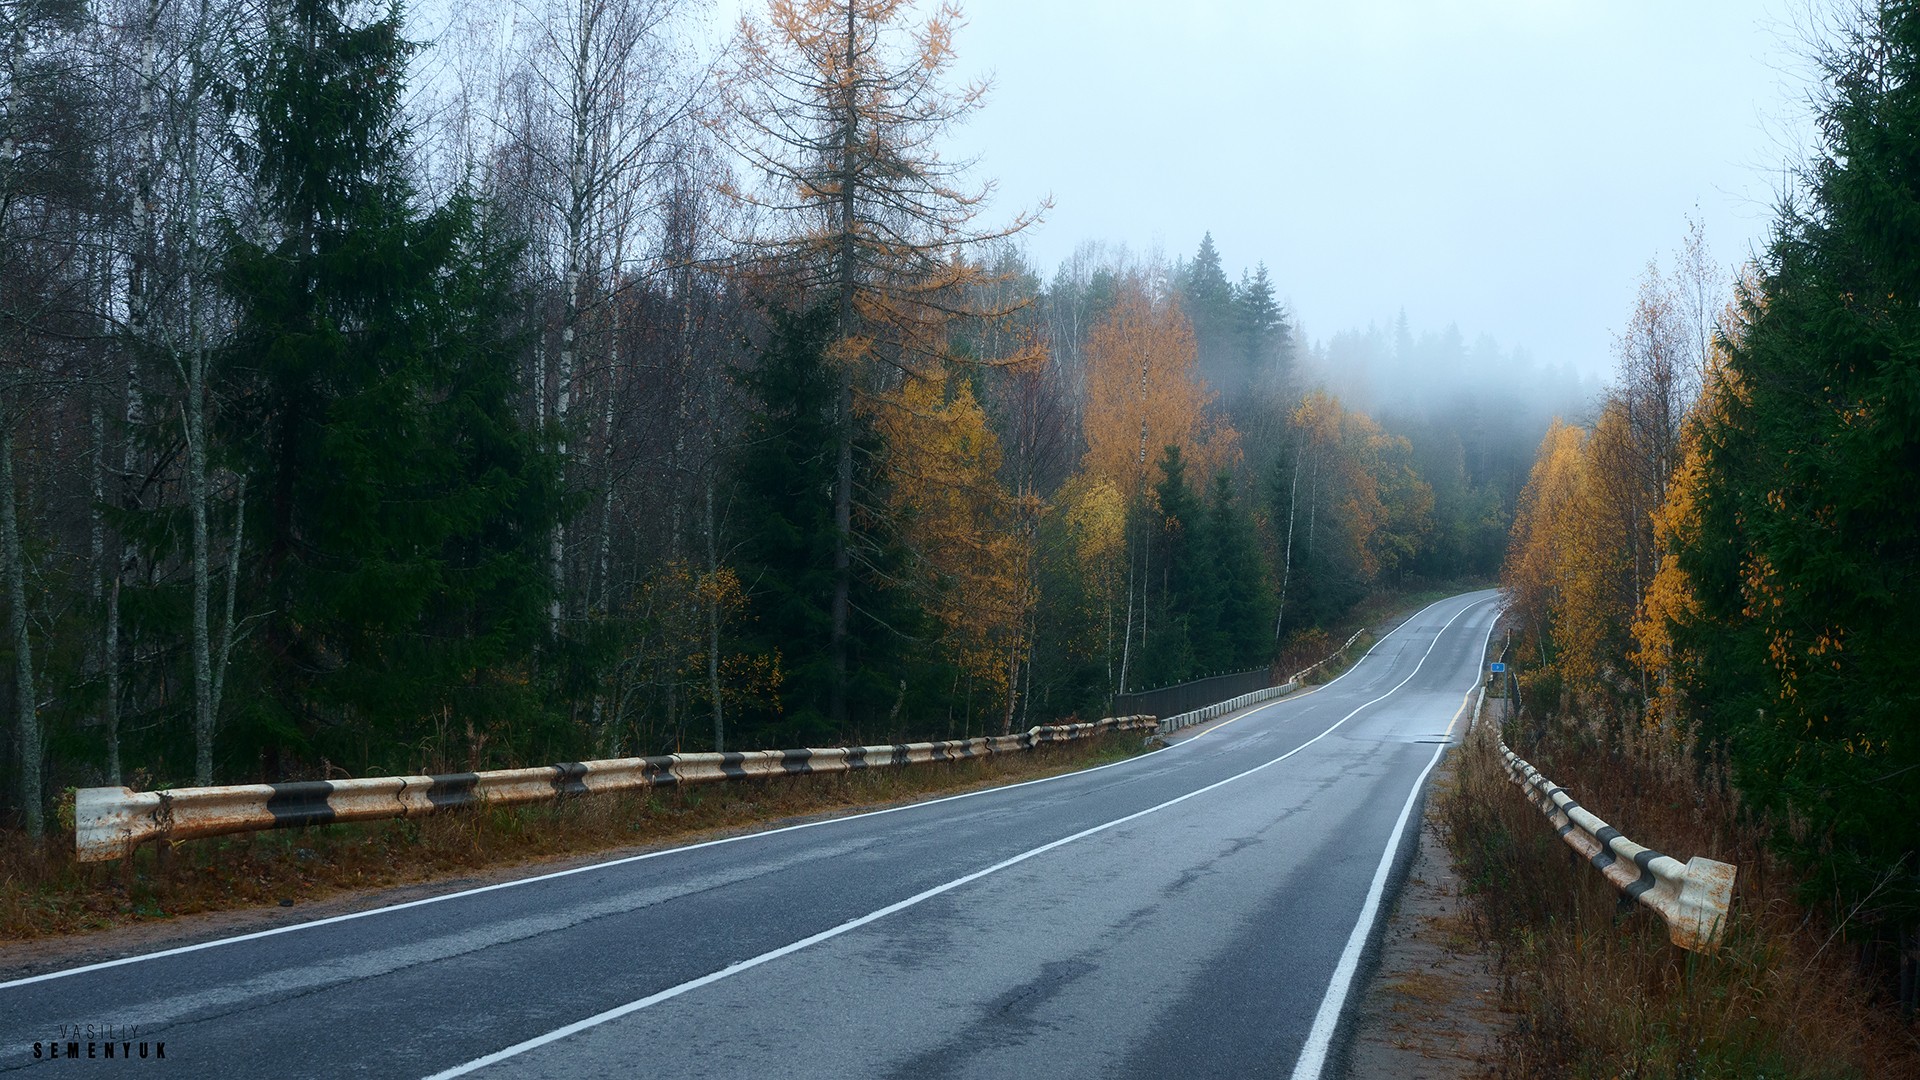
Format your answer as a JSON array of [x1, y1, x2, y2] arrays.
[[1117, 667, 1271, 722], [1293, 627, 1368, 684], [1155, 627, 1371, 736], [1157, 683, 1296, 735], [73, 716, 1158, 862], [1498, 742, 1736, 952]]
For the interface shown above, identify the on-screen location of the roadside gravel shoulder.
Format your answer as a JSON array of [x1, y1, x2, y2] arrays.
[[1341, 753, 1509, 1079]]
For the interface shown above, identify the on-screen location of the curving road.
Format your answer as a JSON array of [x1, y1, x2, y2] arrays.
[[0, 590, 1501, 1079]]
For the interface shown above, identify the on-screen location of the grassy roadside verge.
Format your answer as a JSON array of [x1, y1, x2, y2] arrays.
[[1, 733, 1151, 944], [1441, 717, 1920, 1078]]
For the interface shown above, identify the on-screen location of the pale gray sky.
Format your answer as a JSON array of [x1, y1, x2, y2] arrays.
[[928, 1, 1818, 377]]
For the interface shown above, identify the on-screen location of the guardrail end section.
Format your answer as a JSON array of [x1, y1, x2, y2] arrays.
[[1670, 856, 1738, 951], [75, 786, 150, 863]]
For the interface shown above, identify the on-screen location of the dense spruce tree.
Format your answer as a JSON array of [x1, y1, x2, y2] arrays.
[[220, 0, 557, 775], [1130, 449, 1280, 685], [1178, 233, 1238, 389], [1133, 445, 1207, 686], [1201, 472, 1277, 669], [1233, 263, 1290, 385], [733, 306, 926, 746], [1676, 1, 1920, 930]]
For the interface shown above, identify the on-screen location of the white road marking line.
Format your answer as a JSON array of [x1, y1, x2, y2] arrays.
[[1289, 600, 1504, 1080], [420, 598, 1491, 1078]]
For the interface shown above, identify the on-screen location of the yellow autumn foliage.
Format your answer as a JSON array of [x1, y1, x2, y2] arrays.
[[1080, 283, 1238, 503], [873, 368, 1030, 703], [1288, 391, 1431, 580]]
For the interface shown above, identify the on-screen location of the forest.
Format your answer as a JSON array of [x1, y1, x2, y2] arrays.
[[1503, 0, 1920, 976], [0, 0, 1558, 836]]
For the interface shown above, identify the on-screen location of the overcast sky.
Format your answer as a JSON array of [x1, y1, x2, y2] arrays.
[[903, 0, 1818, 377]]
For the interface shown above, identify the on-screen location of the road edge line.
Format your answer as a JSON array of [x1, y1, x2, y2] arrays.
[[1287, 599, 1503, 1080]]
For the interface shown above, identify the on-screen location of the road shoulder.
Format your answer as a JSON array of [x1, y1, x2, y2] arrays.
[[1339, 752, 1507, 1080]]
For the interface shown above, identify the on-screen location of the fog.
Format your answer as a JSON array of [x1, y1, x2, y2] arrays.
[[938, 0, 1814, 381]]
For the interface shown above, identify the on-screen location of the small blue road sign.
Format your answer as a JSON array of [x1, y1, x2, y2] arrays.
[[1489, 662, 1506, 673]]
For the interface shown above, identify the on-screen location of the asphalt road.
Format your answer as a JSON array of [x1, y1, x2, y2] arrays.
[[1, 590, 1501, 1079]]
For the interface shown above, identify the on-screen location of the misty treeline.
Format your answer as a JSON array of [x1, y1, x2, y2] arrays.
[[1504, 2, 1920, 979], [0, 0, 1543, 834]]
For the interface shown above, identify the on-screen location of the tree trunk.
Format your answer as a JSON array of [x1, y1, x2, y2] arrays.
[[186, 344, 215, 784], [2, 426, 42, 835], [827, 0, 858, 731], [1275, 449, 1300, 642], [1001, 638, 1019, 736], [593, 297, 620, 616], [1118, 510, 1137, 697], [210, 480, 244, 727], [829, 369, 852, 730], [702, 272, 721, 753], [551, 267, 576, 634]]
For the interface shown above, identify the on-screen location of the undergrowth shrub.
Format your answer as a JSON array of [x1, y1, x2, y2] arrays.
[[1442, 721, 1920, 1079]]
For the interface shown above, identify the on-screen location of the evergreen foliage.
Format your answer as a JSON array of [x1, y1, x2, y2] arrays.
[[1234, 263, 1289, 383], [1178, 233, 1239, 388], [220, 0, 556, 770], [1202, 472, 1277, 669], [732, 306, 929, 746], [1677, 1, 1920, 924], [1131, 447, 1277, 687]]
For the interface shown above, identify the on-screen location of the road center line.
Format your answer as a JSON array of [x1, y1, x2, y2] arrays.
[[420, 597, 1489, 1079]]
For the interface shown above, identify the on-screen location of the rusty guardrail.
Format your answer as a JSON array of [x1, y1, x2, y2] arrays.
[[1498, 741, 1736, 952], [74, 716, 1158, 862]]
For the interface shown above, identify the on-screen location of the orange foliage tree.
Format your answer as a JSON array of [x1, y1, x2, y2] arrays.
[[1079, 281, 1237, 502], [872, 370, 1033, 731]]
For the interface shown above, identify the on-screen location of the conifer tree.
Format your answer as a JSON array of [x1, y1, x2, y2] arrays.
[[1234, 262, 1289, 383], [221, 0, 555, 774], [1677, 0, 1920, 929], [1138, 445, 1209, 685], [732, 305, 924, 745], [721, 0, 1038, 729], [1202, 471, 1276, 669], [1179, 232, 1237, 386]]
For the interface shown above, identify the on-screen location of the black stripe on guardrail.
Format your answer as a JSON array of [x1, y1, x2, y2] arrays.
[[427, 772, 480, 809], [1591, 825, 1622, 870], [553, 762, 590, 797], [844, 746, 870, 770], [781, 749, 813, 776], [891, 744, 911, 767], [640, 755, 677, 786], [718, 752, 749, 780], [266, 781, 336, 828], [1624, 849, 1662, 900]]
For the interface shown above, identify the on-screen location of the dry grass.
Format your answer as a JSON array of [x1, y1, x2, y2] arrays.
[[0, 733, 1149, 945], [1442, 723, 1920, 1079]]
